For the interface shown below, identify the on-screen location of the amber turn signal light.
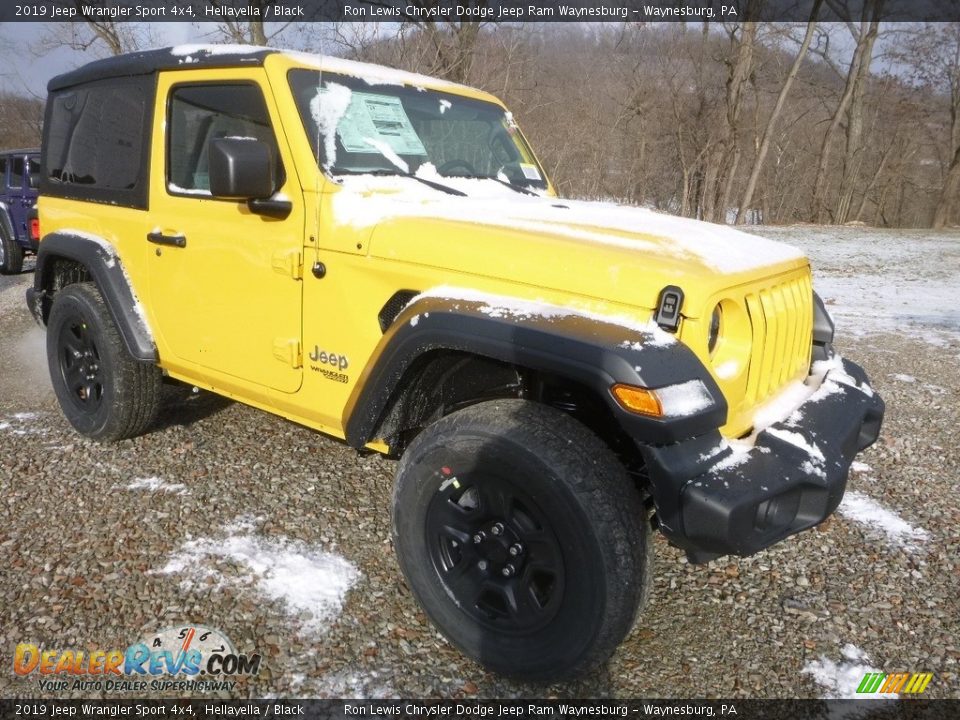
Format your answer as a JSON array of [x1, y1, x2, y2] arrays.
[[611, 384, 663, 417]]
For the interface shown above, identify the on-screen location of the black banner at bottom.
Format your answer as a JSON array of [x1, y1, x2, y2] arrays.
[[1, 699, 958, 720]]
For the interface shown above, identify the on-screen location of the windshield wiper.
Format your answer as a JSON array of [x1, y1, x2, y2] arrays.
[[449, 173, 539, 196], [335, 168, 466, 197]]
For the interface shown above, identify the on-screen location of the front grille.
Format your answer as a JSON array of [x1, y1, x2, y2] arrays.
[[743, 272, 813, 405]]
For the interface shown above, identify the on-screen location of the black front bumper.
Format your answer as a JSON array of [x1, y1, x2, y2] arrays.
[[640, 357, 884, 562]]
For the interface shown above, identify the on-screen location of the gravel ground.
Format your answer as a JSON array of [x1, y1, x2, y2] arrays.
[[1, 228, 958, 700]]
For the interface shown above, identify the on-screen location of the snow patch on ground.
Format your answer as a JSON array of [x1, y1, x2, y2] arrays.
[[752, 227, 960, 347], [851, 461, 872, 473], [0, 412, 46, 436], [890, 373, 917, 383], [291, 668, 396, 699], [838, 491, 930, 553], [126, 476, 189, 495], [157, 516, 360, 635], [802, 644, 886, 700]]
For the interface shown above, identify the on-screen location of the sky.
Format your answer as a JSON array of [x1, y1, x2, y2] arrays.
[[0, 20, 872, 98], [0, 22, 195, 95]]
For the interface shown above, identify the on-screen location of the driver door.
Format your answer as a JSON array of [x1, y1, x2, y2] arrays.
[[147, 72, 304, 394]]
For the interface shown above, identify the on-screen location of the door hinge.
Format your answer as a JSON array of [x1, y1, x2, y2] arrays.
[[273, 339, 302, 368], [272, 250, 302, 280]]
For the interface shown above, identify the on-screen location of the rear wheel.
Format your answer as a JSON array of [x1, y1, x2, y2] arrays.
[[392, 399, 650, 680], [0, 222, 24, 274], [47, 282, 162, 441]]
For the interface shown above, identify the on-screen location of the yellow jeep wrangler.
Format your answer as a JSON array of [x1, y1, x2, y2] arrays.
[[28, 46, 883, 680]]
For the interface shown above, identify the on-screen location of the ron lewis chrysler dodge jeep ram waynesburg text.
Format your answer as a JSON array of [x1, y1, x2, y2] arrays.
[[28, 46, 883, 680]]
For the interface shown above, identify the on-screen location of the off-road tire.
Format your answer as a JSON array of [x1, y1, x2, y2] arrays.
[[47, 282, 162, 441], [0, 222, 24, 274], [392, 398, 650, 680]]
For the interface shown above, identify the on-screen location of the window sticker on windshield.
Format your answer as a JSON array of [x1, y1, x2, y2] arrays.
[[336, 92, 427, 157], [520, 163, 542, 181]]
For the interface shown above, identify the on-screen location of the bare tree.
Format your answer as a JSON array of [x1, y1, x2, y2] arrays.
[[736, 7, 821, 223], [34, 2, 157, 57], [0, 92, 44, 147], [894, 23, 960, 228], [809, 0, 884, 223]]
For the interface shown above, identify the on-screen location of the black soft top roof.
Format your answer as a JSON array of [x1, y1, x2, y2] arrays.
[[48, 46, 276, 92]]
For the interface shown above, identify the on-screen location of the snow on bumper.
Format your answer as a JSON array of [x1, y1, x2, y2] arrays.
[[641, 357, 884, 561]]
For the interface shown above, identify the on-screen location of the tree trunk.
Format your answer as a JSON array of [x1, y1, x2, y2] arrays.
[[834, 25, 880, 223], [702, 17, 757, 222], [854, 133, 897, 221], [736, 11, 819, 224], [933, 143, 960, 228], [811, 0, 883, 224]]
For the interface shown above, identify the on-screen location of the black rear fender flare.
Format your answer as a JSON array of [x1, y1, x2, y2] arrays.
[[29, 231, 156, 362]]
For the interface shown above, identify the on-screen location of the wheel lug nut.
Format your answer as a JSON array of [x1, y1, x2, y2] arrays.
[[472, 533, 484, 544], [478, 560, 488, 571], [501, 564, 515, 577], [508, 543, 523, 556], [491, 523, 504, 536]]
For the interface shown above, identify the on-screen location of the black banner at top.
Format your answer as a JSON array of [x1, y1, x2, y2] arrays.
[[1, 0, 959, 23]]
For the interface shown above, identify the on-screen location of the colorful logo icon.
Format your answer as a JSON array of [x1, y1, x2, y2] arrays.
[[856, 672, 933, 695]]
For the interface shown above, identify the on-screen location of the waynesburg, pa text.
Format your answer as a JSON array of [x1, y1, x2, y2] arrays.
[[343, 703, 739, 717]]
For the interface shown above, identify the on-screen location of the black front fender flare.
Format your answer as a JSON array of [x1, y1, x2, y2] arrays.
[[343, 294, 727, 448], [28, 232, 156, 362]]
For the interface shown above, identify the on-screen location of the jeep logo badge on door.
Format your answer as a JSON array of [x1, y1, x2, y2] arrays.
[[309, 345, 349, 371]]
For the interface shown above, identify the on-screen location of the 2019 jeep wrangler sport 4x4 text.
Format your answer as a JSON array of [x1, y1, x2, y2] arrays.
[[28, 46, 884, 680]]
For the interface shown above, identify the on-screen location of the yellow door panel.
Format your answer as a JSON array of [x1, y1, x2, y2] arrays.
[[146, 69, 304, 394]]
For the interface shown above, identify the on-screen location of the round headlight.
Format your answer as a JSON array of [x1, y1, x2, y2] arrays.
[[708, 305, 722, 354]]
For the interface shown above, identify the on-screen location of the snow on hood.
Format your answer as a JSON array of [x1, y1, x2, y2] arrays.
[[331, 176, 805, 275]]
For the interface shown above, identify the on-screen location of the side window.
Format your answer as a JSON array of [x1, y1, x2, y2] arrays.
[[28, 157, 41, 189], [42, 76, 153, 209], [167, 83, 283, 196], [10, 157, 26, 189], [0, 157, 7, 189]]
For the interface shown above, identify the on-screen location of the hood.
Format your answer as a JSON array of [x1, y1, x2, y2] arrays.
[[331, 177, 809, 318]]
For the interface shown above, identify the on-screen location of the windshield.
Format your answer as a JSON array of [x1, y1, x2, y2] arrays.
[[288, 69, 548, 191]]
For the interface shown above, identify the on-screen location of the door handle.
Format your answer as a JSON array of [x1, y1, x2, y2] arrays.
[[147, 231, 187, 248]]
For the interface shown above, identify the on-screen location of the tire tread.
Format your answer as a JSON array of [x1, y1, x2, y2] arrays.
[[47, 282, 161, 441], [393, 398, 652, 680]]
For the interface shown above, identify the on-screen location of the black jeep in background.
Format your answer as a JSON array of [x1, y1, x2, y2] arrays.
[[0, 148, 40, 274]]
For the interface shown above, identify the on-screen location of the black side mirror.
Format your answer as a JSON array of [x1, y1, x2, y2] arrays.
[[209, 138, 275, 199]]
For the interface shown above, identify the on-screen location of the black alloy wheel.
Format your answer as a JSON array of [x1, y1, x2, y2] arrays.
[[426, 469, 566, 634]]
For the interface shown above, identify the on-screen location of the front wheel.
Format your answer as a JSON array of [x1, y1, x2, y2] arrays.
[[392, 399, 651, 680], [47, 282, 162, 441]]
